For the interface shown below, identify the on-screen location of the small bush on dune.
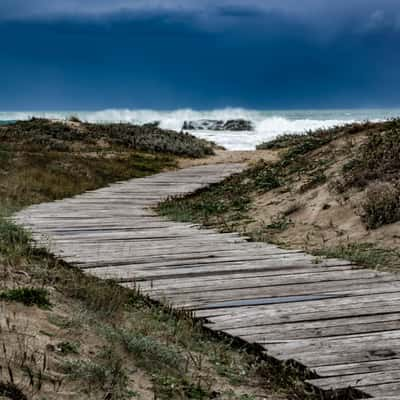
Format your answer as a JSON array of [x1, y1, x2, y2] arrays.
[[116, 329, 184, 373], [0, 382, 27, 400], [62, 349, 130, 398], [0, 287, 51, 308], [253, 166, 281, 190], [361, 182, 400, 229]]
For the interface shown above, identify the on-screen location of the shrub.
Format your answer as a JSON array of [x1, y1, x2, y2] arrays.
[[112, 329, 184, 373], [0, 382, 27, 400], [0, 287, 51, 308], [299, 170, 327, 193], [361, 182, 400, 229], [265, 215, 293, 231], [57, 341, 80, 355], [253, 167, 281, 191], [62, 349, 130, 399]]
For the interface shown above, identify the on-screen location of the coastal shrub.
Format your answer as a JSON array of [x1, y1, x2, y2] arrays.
[[299, 170, 327, 193], [0, 382, 27, 400], [0, 287, 51, 308], [57, 341, 80, 355], [62, 349, 130, 398], [107, 328, 184, 373], [253, 165, 281, 191], [265, 215, 293, 231], [361, 182, 400, 229]]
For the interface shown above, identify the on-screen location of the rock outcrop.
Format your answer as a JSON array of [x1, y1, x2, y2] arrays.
[[183, 119, 253, 131]]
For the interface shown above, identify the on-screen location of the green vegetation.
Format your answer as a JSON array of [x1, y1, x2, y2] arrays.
[[265, 215, 293, 231], [314, 243, 400, 271], [105, 328, 184, 373], [0, 118, 216, 209], [56, 341, 80, 355], [158, 123, 383, 228], [361, 182, 400, 229], [62, 350, 131, 399], [0, 287, 50, 308], [256, 120, 388, 151], [158, 171, 252, 228], [336, 122, 400, 229], [157, 146, 329, 229], [0, 382, 28, 400]]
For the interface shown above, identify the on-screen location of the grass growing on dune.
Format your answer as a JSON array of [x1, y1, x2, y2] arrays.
[[0, 150, 176, 210], [1, 118, 215, 157], [0, 117, 217, 209]]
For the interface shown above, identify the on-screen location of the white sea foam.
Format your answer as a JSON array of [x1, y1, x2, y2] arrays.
[[0, 108, 397, 150]]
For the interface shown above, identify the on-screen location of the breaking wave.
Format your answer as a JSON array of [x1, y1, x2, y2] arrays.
[[0, 108, 396, 150]]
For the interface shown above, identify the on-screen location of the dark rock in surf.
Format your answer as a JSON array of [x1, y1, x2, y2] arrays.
[[182, 120, 224, 130], [182, 119, 253, 131], [223, 119, 253, 131]]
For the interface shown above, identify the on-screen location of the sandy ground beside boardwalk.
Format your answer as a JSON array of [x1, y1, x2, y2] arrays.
[[178, 149, 279, 168]]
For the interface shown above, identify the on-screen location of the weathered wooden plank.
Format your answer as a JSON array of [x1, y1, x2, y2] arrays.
[[222, 313, 400, 341], [159, 280, 400, 309], [200, 291, 400, 324], [139, 270, 386, 295], [347, 382, 400, 397], [308, 370, 400, 390], [314, 359, 400, 377]]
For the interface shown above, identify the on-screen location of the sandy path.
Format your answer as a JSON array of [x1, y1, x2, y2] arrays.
[[178, 149, 279, 168]]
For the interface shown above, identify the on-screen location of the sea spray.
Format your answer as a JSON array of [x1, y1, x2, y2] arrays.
[[0, 108, 398, 150]]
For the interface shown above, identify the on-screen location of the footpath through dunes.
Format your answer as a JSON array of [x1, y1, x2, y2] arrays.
[[13, 163, 400, 399]]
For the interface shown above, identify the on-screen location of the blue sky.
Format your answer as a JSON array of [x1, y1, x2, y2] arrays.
[[1, 0, 400, 110]]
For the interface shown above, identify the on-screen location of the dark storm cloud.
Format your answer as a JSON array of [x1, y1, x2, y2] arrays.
[[0, 0, 399, 109], [1, 0, 400, 28]]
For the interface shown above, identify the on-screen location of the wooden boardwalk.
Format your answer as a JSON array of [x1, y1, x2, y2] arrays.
[[14, 163, 400, 399]]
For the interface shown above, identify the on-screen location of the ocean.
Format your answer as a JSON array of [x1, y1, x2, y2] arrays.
[[1, 108, 399, 150]]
